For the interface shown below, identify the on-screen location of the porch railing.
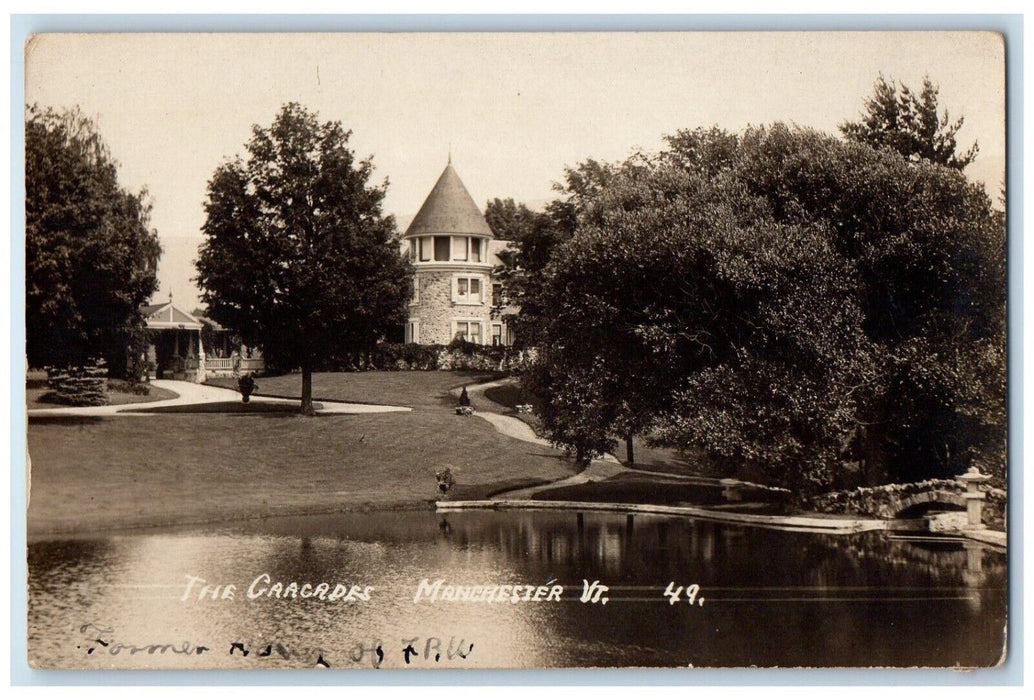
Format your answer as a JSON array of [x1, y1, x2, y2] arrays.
[[204, 357, 265, 373]]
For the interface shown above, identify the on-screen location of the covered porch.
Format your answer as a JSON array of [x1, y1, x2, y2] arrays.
[[142, 301, 206, 382]]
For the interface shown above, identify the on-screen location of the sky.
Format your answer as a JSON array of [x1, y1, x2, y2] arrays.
[[25, 32, 1006, 311]]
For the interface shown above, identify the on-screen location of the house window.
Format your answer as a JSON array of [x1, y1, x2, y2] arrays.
[[434, 236, 450, 261], [451, 236, 468, 261], [492, 283, 503, 307], [419, 237, 431, 262], [471, 238, 482, 262], [455, 320, 482, 344], [491, 323, 502, 346], [408, 239, 417, 261], [453, 275, 483, 304], [406, 319, 420, 344]]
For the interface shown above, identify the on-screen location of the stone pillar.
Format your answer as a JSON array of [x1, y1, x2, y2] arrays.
[[958, 466, 992, 530]]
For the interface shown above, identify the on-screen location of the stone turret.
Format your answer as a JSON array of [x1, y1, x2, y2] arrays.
[[402, 162, 510, 346]]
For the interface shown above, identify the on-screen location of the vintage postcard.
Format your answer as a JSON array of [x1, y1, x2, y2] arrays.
[[23, 31, 1008, 670]]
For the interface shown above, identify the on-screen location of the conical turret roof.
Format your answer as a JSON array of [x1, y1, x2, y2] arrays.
[[404, 163, 493, 238]]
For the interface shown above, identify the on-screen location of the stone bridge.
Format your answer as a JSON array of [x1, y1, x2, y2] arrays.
[[891, 488, 967, 516], [809, 467, 996, 531]]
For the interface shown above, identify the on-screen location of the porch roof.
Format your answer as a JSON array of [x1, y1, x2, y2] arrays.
[[142, 301, 203, 331]]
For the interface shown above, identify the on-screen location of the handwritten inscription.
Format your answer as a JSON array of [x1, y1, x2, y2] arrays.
[[78, 625, 474, 668], [78, 623, 210, 657], [228, 639, 331, 667]]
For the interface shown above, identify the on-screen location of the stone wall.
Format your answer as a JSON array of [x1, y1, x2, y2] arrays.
[[410, 269, 502, 345]]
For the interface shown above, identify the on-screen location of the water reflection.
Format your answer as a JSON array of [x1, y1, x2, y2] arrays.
[[28, 510, 1006, 669]]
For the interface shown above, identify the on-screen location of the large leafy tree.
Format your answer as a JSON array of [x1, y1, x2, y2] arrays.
[[195, 103, 412, 413], [484, 160, 621, 350], [530, 154, 874, 489], [484, 197, 562, 348], [527, 123, 1004, 494], [840, 75, 978, 170], [725, 124, 1004, 484], [26, 105, 161, 376]]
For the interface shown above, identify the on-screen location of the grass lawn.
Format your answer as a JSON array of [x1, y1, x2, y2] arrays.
[[27, 371, 577, 535], [207, 370, 498, 408]]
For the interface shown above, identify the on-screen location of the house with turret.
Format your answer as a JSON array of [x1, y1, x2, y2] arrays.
[[401, 161, 515, 346]]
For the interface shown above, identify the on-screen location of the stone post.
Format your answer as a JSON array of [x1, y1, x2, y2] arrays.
[[958, 466, 991, 530]]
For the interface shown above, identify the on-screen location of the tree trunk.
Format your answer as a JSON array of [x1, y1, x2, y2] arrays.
[[301, 358, 314, 415], [625, 434, 635, 464]]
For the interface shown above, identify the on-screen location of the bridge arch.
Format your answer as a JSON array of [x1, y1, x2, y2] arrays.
[[892, 489, 966, 517]]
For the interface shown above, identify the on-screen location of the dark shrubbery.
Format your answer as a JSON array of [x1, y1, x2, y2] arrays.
[[108, 378, 152, 396], [43, 361, 110, 406], [238, 374, 257, 402], [320, 342, 529, 373]]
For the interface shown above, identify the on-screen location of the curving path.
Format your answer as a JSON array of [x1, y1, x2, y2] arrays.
[[27, 379, 411, 416], [454, 377, 758, 500], [453, 379, 619, 461]]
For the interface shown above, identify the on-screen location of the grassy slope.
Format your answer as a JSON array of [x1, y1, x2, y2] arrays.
[[27, 371, 576, 535], [207, 370, 500, 407], [482, 377, 706, 478]]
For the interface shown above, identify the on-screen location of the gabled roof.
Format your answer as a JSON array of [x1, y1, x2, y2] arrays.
[[404, 163, 494, 238], [141, 301, 203, 330]]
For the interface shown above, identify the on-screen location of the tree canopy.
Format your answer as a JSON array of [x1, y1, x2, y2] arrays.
[[484, 160, 623, 350], [195, 103, 412, 412], [524, 123, 1004, 494], [840, 75, 979, 170], [25, 105, 161, 376]]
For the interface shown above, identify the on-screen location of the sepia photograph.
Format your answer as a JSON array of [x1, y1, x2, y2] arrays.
[[21, 29, 1008, 671]]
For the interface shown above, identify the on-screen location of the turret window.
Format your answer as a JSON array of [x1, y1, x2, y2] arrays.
[[452, 236, 468, 261], [414, 236, 487, 264], [453, 275, 483, 304], [434, 236, 450, 261], [454, 320, 483, 344]]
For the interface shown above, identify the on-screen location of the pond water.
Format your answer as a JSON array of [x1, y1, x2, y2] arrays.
[[28, 510, 1007, 670]]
